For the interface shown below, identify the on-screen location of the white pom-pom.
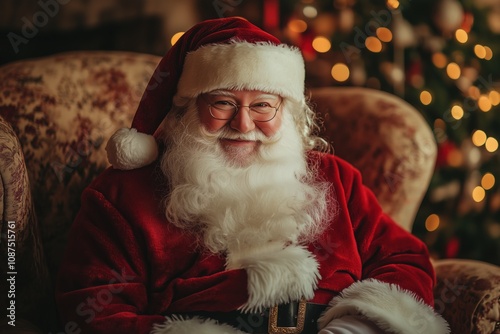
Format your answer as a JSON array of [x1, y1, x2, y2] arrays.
[[105, 128, 158, 170]]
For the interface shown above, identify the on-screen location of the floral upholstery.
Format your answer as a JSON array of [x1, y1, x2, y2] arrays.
[[0, 51, 498, 333]]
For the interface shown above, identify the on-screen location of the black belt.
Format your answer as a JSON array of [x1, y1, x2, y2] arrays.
[[178, 299, 327, 333]]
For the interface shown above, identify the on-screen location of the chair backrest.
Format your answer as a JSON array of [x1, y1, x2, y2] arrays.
[[310, 87, 437, 231]]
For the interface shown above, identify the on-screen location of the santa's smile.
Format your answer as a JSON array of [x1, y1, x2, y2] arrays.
[[219, 138, 260, 163]]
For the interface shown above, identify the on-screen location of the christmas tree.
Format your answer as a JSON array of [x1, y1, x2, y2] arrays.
[[277, 0, 500, 264]]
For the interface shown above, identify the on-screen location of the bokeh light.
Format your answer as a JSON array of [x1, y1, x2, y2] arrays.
[[485, 137, 499, 152], [455, 29, 468, 43], [171, 32, 184, 45], [365, 36, 382, 53], [446, 62, 461, 79], [420, 90, 432, 105], [451, 105, 464, 120], [482, 173, 495, 190], [432, 53, 447, 68], [376, 27, 393, 42], [472, 186, 486, 202], [425, 214, 440, 232], [288, 19, 308, 33], [331, 63, 350, 82], [312, 36, 331, 53], [472, 130, 487, 146]]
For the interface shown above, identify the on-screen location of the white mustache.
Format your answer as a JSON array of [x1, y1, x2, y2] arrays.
[[217, 128, 277, 143]]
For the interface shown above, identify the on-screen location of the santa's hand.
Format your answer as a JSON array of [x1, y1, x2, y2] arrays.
[[318, 315, 386, 334]]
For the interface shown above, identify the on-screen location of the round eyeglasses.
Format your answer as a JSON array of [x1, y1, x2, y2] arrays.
[[203, 96, 283, 122]]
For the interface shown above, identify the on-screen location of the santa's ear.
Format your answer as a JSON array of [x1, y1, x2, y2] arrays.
[[105, 128, 158, 170]]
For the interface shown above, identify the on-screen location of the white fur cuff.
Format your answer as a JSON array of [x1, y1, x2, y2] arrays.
[[318, 279, 450, 334], [226, 243, 320, 313], [150, 315, 244, 334]]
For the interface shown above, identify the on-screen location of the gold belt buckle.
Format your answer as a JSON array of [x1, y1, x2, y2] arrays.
[[268, 298, 306, 334]]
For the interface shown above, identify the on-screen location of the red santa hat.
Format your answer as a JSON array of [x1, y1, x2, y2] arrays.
[[106, 17, 306, 170]]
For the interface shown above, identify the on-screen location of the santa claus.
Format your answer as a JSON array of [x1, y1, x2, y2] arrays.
[[56, 17, 449, 334]]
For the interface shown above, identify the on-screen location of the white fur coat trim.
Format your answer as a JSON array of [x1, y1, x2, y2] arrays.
[[318, 279, 450, 334], [150, 315, 244, 334], [226, 242, 320, 313]]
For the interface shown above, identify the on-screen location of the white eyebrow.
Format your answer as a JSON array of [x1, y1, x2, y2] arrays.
[[206, 90, 236, 97], [206, 90, 280, 100]]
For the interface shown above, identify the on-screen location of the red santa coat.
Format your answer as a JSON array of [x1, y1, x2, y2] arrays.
[[56, 151, 448, 334]]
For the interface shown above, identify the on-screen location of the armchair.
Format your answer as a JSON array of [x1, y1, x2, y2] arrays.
[[0, 51, 498, 333]]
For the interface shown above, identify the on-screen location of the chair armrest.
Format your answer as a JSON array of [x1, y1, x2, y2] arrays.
[[0, 116, 53, 331], [0, 116, 32, 235], [433, 259, 500, 334]]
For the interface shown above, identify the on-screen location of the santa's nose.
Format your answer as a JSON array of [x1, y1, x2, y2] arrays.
[[229, 107, 256, 133]]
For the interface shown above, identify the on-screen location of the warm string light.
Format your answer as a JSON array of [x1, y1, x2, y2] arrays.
[[288, 19, 307, 33], [364, 27, 394, 54], [482, 173, 496, 190], [425, 214, 440, 232], [170, 32, 184, 45], [468, 86, 481, 99], [478, 95, 492, 112], [472, 173, 496, 203], [472, 130, 487, 146], [474, 44, 494, 60], [387, 0, 400, 10], [472, 186, 486, 202], [303, 5, 318, 18], [451, 105, 464, 120], [471, 129, 499, 152], [455, 29, 468, 43], [446, 62, 461, 79], [489, 91, 500, 105], [420, 90, 432, 105], [376, 27, 392, 42], [312, 36, 331, 53], [331, 63, 350, 82], [365, 36, 382, 53], [432, 53, 448, 68], [485, 137, 499, 152]]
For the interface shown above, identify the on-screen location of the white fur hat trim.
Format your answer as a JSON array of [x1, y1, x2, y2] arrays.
[[176, 41, 305, 103], [105, 128, 158, 170]]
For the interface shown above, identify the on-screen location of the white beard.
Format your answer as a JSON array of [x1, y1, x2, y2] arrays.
[[161, 101, 330, 255]]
